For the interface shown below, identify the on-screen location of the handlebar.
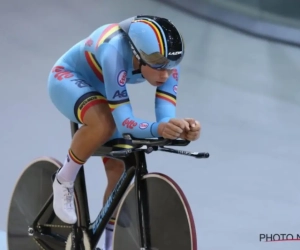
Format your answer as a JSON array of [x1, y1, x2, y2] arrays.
[[122, 133, 191, 147], [107, 133, 210, 159]]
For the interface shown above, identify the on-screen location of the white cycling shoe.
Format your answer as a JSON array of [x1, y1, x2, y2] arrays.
[[53, 175, 77, 224]]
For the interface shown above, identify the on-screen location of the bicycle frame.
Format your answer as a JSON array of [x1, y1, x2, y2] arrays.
[[29, 122, 153, 250]]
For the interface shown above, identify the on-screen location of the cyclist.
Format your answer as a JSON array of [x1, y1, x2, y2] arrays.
[[47, 15, 201, 250]]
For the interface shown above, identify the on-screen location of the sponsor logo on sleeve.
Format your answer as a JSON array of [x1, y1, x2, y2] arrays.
[[117, 70, 127, 87], [172, 68, 178, 81], [113, 90, 128, 99], [122, 117, 137, 129], [173, 85, 178, 94], [139, 122, 149, 129]]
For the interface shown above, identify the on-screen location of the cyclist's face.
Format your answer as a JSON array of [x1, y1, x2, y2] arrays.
[[141, 65, 172, 87]]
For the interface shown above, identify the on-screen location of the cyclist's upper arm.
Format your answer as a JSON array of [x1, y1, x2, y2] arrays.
[[98, 43, 161, 138]]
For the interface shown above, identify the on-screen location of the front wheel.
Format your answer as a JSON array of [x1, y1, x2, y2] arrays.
[[112, 173, 197, 250]]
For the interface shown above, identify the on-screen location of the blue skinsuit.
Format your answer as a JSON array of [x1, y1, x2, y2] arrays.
[[47, 23, 180, 140]]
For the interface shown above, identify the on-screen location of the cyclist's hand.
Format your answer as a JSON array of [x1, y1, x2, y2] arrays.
[[158, 118, 190, 139], [180, 118, 201, 141]]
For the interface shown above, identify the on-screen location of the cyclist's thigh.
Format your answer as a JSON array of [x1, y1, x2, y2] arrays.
[[47, 63, 107, 124]]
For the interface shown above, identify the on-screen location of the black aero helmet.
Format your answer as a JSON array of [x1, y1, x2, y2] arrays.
[[119, 15, 185, 70]]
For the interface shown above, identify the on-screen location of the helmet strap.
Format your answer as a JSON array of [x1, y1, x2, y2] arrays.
[[139, 59, 146, 78], [132, 61, 145, 78], [139, 60, 145, 69], [131, 44, 146, 77]]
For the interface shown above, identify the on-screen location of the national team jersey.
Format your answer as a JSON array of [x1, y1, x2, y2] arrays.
[[57, 23, 180, 139]]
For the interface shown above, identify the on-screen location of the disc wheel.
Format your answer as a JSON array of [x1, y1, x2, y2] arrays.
[[7, 157, 76, 250], [113, 173, 197, 250]]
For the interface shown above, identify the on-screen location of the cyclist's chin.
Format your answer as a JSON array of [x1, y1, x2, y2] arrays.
[[149, 81, 165, 87]]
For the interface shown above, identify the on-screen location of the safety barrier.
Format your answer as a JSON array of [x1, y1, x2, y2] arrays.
[[154, 0, 300, 47]]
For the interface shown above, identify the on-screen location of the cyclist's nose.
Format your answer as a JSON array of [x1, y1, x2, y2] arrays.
[[159, 70, 169, 80]]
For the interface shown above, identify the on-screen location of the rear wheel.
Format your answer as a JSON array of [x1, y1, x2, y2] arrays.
[[7, 157, 78, 250], [113, 173, 197, 250]]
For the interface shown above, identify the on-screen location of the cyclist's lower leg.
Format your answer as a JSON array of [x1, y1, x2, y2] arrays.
[[53, 103, 116, 224]]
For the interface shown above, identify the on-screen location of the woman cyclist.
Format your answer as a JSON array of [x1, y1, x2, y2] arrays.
[[47, 15, 201, 250]]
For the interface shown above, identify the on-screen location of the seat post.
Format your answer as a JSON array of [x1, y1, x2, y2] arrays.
[[70, 122, 79, 138]]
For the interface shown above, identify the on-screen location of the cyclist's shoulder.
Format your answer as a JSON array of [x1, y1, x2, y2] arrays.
[[88, 23, 120, 41], [85, 23, 127, 51], [82, 23, 130, 64]]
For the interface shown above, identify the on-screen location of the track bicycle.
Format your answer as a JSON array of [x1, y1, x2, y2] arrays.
[[7, 121, 209, 250]]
